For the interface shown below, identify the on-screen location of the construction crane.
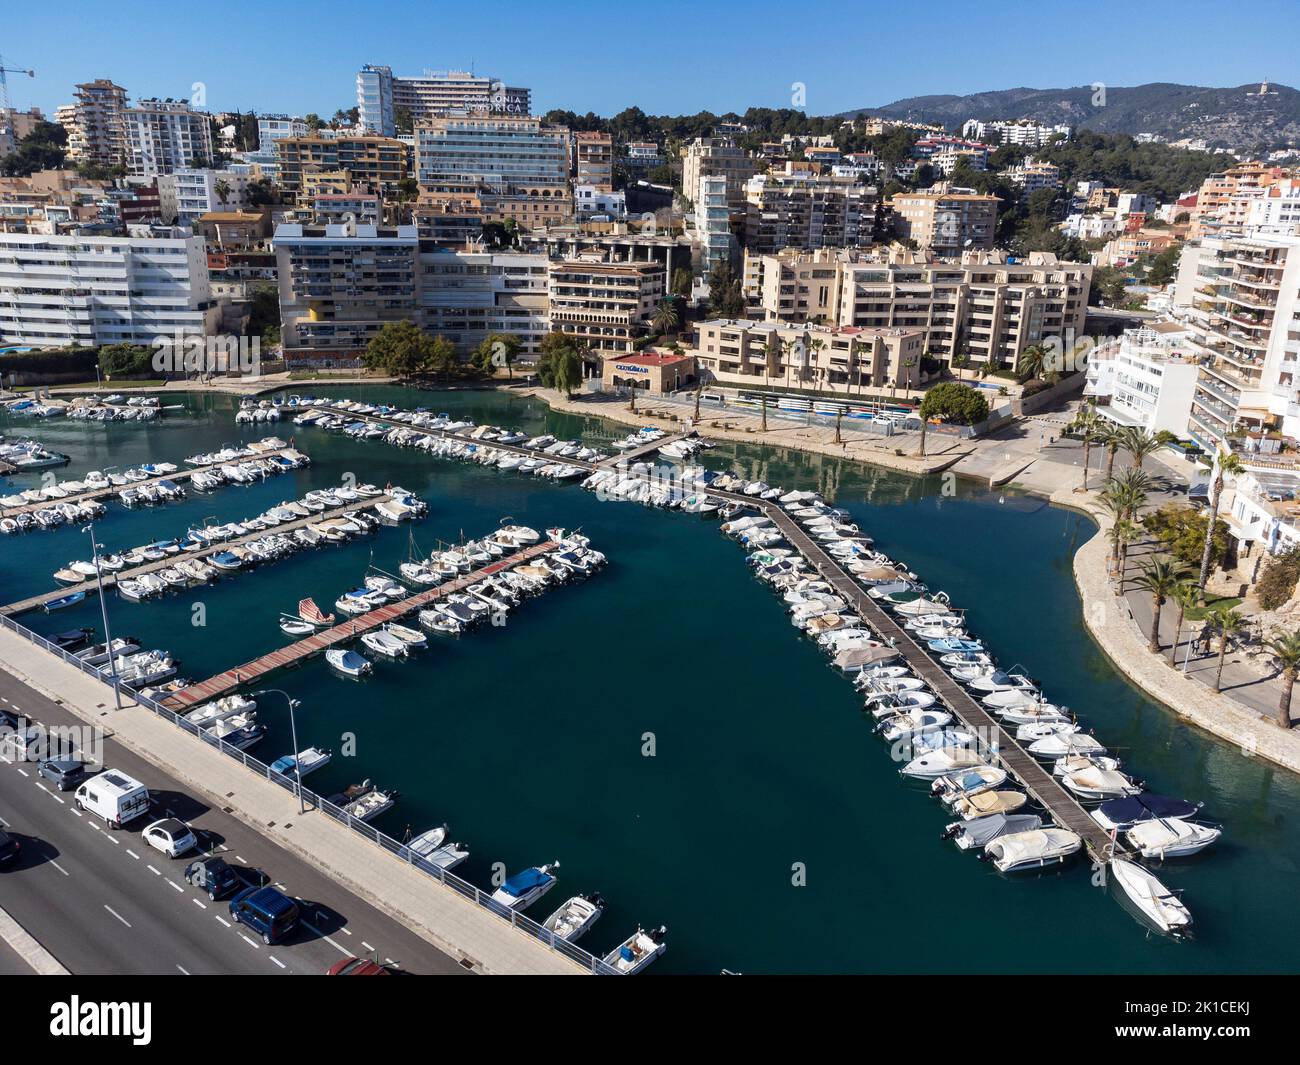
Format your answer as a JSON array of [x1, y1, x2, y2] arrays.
[[0, 56, 36, 116]]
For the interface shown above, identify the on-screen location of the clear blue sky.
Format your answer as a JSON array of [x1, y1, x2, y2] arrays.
[[8, 0, 1300, 119]]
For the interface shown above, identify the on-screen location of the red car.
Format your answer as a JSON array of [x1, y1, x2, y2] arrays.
[[327, 956, 394, 976]]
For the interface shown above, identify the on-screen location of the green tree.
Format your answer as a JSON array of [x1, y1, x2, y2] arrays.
[[671, 268, 693, 298], [1264, 629, 1300, 728], [651, 298, 680, 337], [0, 121, 68, 177], [1168, 579, 1200, 666], [362, 320, 438, 377], [707, 260, 745, 318], [472, 333, 521, 378], [552, 347, 583, 397], [1118, 426, 1163, 470], [918, 382, 989, 426], [1016, 344, 1049, 382], [1071, 404, 1103, 491]]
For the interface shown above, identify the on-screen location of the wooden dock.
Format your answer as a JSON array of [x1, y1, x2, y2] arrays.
[[598, 432, 688, 468], [0, 497, 380, 618], [0, 446, 306, 519], [159, 540, 560, 710]]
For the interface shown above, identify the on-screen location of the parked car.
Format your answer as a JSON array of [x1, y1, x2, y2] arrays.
[[141, 818, 197, 858], [327, 956, 395, 976], [37, 758, 89, 791], [229, 885, 300, 945], [0, 709, 18, 731], [0, 830, 19, 865], [1, 725, 43, 763], [183, 857, 242, 900]]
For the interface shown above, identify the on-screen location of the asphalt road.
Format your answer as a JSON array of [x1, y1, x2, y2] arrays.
[[0, 670, 468, 976]]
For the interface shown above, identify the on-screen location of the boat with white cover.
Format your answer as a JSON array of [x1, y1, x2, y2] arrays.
[[1110, 858, 1192, 935], [1123, 818, 1221, 859], [982, 828, 1082, 873]]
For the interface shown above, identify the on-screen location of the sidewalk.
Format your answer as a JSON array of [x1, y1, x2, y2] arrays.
[[0, 627, 584, 975]]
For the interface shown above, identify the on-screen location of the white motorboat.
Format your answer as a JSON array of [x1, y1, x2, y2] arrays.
[[325, 648, 371, 677], [932, 765, 1009, 805], [361, 630, 409, 658], [183, 694, 256, 727], [944, 813, 1043, 851], [602, 926, 667, 975], [280, 616, 317, 637], [982, 828, 1082, 873], [877, 709, 951, 741], [1123, 818, 1221, 859], [384, 623, 427, 650], [1060, 766, 1142, 803], [541, 894, 607, 943], [404, 826, 469, 871], [967, 670, 1035, 694], [951, 790, 1029, 821], [270, 747, 332, 778], [489, 863, 559, 911], [1109, 858, 1192, 935], [899, 747, 987, 780], [1027, 732, 1108, 760]]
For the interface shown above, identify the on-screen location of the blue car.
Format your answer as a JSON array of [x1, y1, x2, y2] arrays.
[[229, 885, 300, 945]]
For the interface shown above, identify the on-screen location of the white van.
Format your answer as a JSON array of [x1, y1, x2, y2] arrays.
[[74, 769, 151, 828]]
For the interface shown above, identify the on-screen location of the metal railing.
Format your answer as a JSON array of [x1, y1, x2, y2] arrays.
[[0, 613, 620, 975]]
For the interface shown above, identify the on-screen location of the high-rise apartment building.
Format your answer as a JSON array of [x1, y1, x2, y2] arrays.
[[888, 185, 999, 254], [0, 232, 214, 347], [415, 114, 570, 228], [276, 135, 410, 200], [1189, 162, 1289, 239], [547, 257, 663, 354], [575, 131, 614, 192], [157, 168, 253, 226], [124, 100, 215, 179], [1174, 233, 1300, 450], [742, 170, 877, 255], [61, 80, 128, 167], [745, 246, 1090, 371], [357, 65, 531, 136], [681, 136, 756, 210], [696, 174, 734, 277]]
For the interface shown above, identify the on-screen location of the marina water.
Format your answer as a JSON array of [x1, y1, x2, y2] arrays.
[[3, 387, 1298, 973]]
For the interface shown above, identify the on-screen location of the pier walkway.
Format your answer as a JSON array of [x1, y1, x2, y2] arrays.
[[756, 502, 1120, 861], [598, 432, 688, 468], [0, 497, 378, 618], [159, 540, 560, 710], [0, 446, 305, 519]]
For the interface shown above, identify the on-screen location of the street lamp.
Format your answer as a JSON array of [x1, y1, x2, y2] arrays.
[[83, 523, 122, 711], [252, 689, 305, 814]]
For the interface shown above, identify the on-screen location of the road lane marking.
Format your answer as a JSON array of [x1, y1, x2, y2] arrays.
[[192, 898, 206, 910], [240, 934, 260, 949], [300, 920, 350, 957], [48, 859, 70, 877], [103, 905, 131, 928], [16, 768, 27, 777], [147, 865, 161, 876], [362, 941, 375, 952], [126, 849, 140, 860], [338, 926, 352, 936], [0, 905, 69, 976], [214, 916, 230, 927], [269, 956, 285, 969], [177, 965, 190, 975], [167, 881, 183, 893]]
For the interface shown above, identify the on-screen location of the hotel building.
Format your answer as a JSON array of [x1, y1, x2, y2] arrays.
[[357, 65, 531, 137]]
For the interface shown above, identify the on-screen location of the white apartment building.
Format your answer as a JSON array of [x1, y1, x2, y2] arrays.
[[574, 185, 627, 219], [357, 65, 530, 136], [418, 248, 550, 354], [157, 169, 252, 226], [696, 174, 733, 277], [681, 136, 756, 210], [1085, 323, 1201, 435], [0, 232, 215, 348], [257, 116, 308, 150], [961, 119, 1071, 147], [1246, 179, 1300, 235], [124, 100, 215, 179], [1174, 233, 1300, 451]]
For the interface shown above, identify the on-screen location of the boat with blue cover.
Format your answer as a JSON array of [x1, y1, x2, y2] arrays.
[[489, 862, 559, 910]]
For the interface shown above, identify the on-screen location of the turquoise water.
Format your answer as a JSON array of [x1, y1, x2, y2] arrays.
[[3, 387, 1299, 974]]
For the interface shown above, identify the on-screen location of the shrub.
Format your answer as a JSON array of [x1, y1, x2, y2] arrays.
[[1142, 503, 1227, 569], [1258, 547, 1300, 611], [0, 346, 99, 376]]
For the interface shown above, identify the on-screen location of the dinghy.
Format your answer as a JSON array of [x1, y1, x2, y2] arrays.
[[280, 616, 317, 637], [983, 828, 1082, 873], [602, 926, 667, 975], [1110, 858, 1192, 935], [542, 894, 607, 943]]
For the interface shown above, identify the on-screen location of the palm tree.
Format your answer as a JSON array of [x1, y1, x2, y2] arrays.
[[1101, 424, 1123, 482], [917, 410, 929, 457], [1016, 344, 1048, 381], [1109, 517, 1139, 591], [1071, 405, 1102, 491], [1264, 629, 1300, 728], [628, 382, 637, 412], [693, 382, 703, 421], [1167, 579, 1200, 666], [214, 178, 231, 206], [1135, 559, 1190, 653], [759, 394, 768, 432], [651, 298, 679, 338], [1118, 426, 1161, 471], [1197, 450, 1245, 593], [951, 352, 970, 384], [1207, 606, 1247, 692], [834, 410, 843, 445]]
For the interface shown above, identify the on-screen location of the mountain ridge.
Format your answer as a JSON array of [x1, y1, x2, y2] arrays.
[[840, 82, 1300, 151]]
